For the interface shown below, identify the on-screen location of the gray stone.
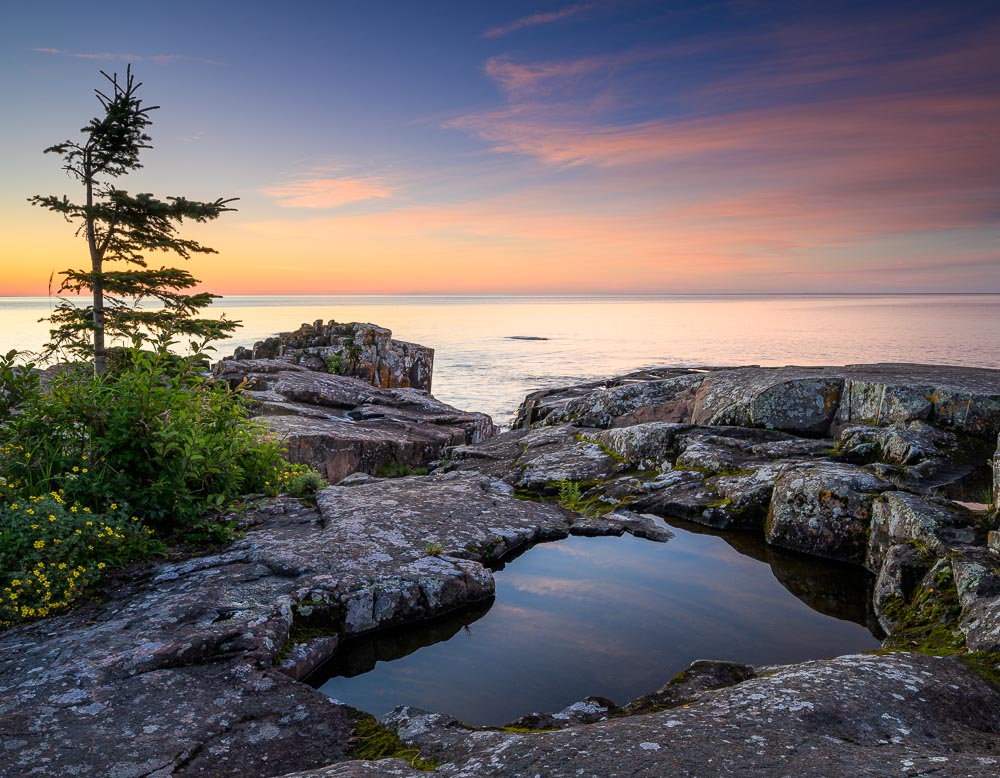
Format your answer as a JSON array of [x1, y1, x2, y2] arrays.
[[994, 432, 1000, 507], [347, 653, 1000, 778], [621, 659, 756, 715], [502, 696, 619, 731], [691, 370, 844, 434], [543, 373, 706, 429], [952, 547, 1000, 652], [867, 491, 984, 573], [214, 359, 495, 483], [871, 544, 932, 633], [228, 320, 433, 393], [515, 363, 1000, 439], [766, 462, 888, 564], [591, 422, 691, 470]]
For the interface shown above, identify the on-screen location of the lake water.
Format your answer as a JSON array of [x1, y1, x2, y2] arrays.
[[312, 524, 881, 726], [3, 293, 998, 425]]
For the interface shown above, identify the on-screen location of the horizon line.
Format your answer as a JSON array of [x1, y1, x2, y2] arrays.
[[2, 291, 1000, 299]]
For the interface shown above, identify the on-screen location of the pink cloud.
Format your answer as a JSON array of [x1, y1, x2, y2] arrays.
[[261, 177, 392, 209], [32, 48, 221, 65], [483, 3, 594, 39]]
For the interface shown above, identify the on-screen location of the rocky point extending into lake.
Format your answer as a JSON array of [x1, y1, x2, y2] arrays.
[[1, 322, 999, 777]]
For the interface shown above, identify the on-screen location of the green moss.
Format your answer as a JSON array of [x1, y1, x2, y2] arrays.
[[496, 725, 561, 733], [959, 651, 1000, 688], [348, 713, 439, 770], [375, 459, 429, 478], [576, 434, 628, 464], [673, 465, 715, 476], [880, 564, 965, 655], [705, 498, 732, 509]]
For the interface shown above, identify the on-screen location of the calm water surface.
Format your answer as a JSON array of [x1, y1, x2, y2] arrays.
[[3, 294, 998, 424], [313, 525, 880, 726]]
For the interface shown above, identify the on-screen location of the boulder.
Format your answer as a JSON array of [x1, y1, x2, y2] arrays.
[[620, 659, 756, 715], [866, 492, 984, 573], [766, 462, 888, 564], [690, 369, 844, 434], [541, 373, 705, 429]]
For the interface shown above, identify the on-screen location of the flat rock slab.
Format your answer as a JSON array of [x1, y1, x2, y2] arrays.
[[215, 359, 495, 482], [282, 653, 1000, 778]]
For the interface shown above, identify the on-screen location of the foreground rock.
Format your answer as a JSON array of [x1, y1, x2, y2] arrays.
[[0, 474, 668, 777], [312, 653, 999, 778], [215, 359, 495, 483], [4, 360, 1000, 777]]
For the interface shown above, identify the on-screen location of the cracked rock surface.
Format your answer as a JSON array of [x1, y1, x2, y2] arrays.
[[4, 361, 1000, 777]]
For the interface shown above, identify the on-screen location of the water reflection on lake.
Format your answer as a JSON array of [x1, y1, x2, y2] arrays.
[[5, 293, 999, 424], [312, 523, 881, 726]]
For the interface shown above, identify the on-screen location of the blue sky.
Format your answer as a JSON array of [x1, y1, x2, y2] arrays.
[[2, 0, 998, 294]]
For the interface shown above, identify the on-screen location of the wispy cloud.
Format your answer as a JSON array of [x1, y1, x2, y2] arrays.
[[483, 3, 595, 39], [261, 176, 392, 209], [448, 13, 1000, 247], [32, 48, 221, 65]]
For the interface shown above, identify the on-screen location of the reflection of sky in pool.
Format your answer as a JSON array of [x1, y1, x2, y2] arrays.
[[314, 525, 881, 726]]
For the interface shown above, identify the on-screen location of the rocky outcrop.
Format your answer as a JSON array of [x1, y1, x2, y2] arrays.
[[229, 320, 434, 393], [0, 474, 673, 777], [765, 462, 887, 563], [515, 363, 1000, 439], [4, 360, 1000, 778], [214, 359, 495, 483]]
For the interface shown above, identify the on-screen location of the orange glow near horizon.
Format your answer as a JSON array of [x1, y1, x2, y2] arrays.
[[2, 6, 997, 296]]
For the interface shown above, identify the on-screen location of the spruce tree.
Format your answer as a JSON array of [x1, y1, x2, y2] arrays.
[[29, 66, 238, 373]]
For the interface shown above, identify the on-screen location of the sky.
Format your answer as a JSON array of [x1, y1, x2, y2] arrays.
[[1, 0, 998, 295]]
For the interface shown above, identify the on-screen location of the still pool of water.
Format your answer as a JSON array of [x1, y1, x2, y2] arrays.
[[312, 523, 881, 726]]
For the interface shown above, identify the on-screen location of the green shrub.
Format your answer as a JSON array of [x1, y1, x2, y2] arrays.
[[284, 465, 327, 498], [0, 347, 328, 629], [0, 348, 287, 529], [0, 489, 159, 627], [325, 351, 345, 375]]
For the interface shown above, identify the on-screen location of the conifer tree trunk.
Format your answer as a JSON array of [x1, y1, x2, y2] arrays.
[[84, 165, 107, 374]]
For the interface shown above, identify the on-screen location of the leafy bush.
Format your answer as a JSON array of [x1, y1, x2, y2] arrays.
[[0, 348, 289, 529], [0, 347, 327, 628], [0, 489, 158, 627]]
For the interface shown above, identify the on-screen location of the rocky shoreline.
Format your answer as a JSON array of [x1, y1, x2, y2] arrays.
[[1, 326, 999, 777]]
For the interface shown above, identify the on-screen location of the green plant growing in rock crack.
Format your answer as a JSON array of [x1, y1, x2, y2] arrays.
[[557, 479, 582, 506], [552, 478, 615, 518], [325, 351, 345, 375]]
